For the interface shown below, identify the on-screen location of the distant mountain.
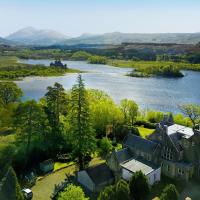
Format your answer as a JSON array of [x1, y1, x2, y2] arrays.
[[61, 32, 200, 45], [6, 27, 70, 46], [0, 37, 18, 45]]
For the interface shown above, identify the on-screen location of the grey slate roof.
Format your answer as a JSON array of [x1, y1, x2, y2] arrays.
[[86, 163, 114, 185], [123, 133, 158, 154], [114, 148, 132, 164]]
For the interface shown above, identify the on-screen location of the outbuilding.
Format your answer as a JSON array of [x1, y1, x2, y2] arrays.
[[77, 163, 114, 193], [120, 158, 161, 185]]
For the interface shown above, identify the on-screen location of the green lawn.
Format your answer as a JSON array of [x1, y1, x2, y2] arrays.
[[138, 127, 155, 138], [88, 157, 106, 167], [31, 157, 105, 200], [53, 162, 75, 172]]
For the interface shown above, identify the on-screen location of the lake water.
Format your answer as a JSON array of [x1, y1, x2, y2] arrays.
[[17, 59, 200, 113]]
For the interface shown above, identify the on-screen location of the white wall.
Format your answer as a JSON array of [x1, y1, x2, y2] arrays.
[[147, 167, 161, 185], [122, 167, 161, 185], [122, 168, 133, 181]]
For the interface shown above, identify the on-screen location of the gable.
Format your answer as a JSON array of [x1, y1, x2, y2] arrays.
[[77, 170, 94, 191]]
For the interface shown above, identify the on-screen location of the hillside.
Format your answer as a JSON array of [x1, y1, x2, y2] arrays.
[[61, 32, 200, 45], [6, 27, 70, 46], [0, 37, 17, 45]]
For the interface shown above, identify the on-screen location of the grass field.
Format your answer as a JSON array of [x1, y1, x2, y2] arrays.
[[31, 157, 105, 200], [138, 126, 155, 138]]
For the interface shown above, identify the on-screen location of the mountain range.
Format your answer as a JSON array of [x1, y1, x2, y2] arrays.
[[1, 27, 200, 46], [5, 27, 70, 46]]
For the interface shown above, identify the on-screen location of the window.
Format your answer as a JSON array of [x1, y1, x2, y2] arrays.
[[167, 165, 170, 172], [178, 168, 185, 175]]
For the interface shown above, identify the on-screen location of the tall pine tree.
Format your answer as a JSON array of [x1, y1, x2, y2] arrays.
[[44, 82, 68, 150], [70, 75, 96, 169]]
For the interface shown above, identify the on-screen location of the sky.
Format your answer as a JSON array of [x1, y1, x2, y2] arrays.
[[0, 0, 200, 37]]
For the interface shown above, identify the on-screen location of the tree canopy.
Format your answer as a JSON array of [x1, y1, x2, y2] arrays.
[[70, 75, 96, 169], [0, 82, 23, 107], [129, 170, 150, 200], [160, 184, 179, 200], [58, 184, 88, 200], [179, 104, 200, 126]]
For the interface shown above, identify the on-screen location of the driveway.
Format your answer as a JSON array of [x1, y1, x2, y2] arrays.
[[31, 165, 76, 200]]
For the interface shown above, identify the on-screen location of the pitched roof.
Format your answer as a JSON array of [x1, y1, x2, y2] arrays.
[[114, 148, 132, 164], [167, 124, 195, 151], [123, 133, 158, 154], [86, 163, 114, 185]]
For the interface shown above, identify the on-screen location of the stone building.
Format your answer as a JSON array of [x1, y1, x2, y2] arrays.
[[77, 163, 114, 193], [107, 134, 161, 185], [108, 115, 200, 182]]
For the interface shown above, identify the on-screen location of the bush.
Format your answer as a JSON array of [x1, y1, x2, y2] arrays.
[[98, 179, 130, 200], [135, 120, 156, 129], [71, 51, 92, 61], [160, 184, 179, 200], [58, 184, 89, 200], [98, 137, 113, 156], [88, 55, 107, 64], [129, 171, 150, 200]]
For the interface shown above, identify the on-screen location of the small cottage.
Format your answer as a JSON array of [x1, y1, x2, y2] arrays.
[[77, 163, 114, 193]]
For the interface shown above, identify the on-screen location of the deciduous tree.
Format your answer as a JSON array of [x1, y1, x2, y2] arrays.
[[160, 184, 179, 200], [58, 184, 89, 200], [14, 100, 46, 162], [0, 82, 23, 107], [179, 104, 200, 126]]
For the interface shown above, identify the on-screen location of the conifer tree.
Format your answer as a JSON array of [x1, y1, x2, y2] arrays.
[[70, 75, 96, 169]]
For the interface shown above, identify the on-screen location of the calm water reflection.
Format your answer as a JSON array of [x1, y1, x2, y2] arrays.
[[17, 59, 200, 113]]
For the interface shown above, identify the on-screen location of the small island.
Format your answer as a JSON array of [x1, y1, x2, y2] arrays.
[[127, 65, 184, 78], [50, 59, 68, 69], [87, 55, 107, 64], [0, 56, 79, 80]]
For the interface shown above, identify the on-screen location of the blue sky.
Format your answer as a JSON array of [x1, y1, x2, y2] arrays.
[[0, 0, 200, 37]]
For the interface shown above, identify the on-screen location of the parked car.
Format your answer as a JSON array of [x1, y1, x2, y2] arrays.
[[22, 188, 33, 200]]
